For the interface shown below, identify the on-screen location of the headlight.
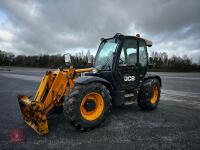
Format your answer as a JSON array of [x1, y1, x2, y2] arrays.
[[92, 68, 98, 73]]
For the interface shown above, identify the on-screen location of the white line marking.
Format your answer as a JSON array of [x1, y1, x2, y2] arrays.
[[161, 97, 185, 102], [162, 76, 200, 80], [0, 73, 42, 82], [162, 89, 200, 98]]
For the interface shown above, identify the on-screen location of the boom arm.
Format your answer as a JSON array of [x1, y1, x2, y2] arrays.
[[18, 68, 92, 135]]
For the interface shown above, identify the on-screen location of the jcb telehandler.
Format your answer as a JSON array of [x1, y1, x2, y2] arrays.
[[18, 33, 161, 135]]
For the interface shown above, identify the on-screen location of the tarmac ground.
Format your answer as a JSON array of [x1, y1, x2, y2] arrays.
[[0, 67, 200, 149]]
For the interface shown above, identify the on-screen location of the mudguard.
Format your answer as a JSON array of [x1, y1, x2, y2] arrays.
[[75, 76, 113, 91], [144, 73, 162, 87]]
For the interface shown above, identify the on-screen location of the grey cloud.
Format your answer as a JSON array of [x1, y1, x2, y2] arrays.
[[0, 0, 200, 62]]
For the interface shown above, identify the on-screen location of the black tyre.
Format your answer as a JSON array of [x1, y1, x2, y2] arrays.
[[63, 82, 111, 131], [137, 79, 161, 110]]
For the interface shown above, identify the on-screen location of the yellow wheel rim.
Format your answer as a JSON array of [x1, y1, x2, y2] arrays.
[[80, 92, 104, 121], [150, 84, 159, 104]]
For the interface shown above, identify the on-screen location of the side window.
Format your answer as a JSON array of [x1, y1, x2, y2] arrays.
[[139, 40, 147, 67], [127, 48, 136, 55], [119, 48, 125, 65], [119, 39, 137, 66]]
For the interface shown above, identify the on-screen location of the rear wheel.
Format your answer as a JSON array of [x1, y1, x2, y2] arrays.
[[137, 79, 161, 110], [64, 82, 111, 131]]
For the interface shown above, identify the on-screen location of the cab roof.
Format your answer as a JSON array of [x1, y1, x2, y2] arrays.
[[113, 33, 153, 47]]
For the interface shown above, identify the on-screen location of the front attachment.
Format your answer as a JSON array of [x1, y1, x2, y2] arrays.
[[18, 95, 48, 135]]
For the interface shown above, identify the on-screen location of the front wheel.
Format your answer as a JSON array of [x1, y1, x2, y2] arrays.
[[64, 82, 111, 131], [137, 79, 161, 110]]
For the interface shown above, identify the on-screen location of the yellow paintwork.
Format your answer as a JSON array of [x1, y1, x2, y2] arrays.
[[18, 68, 93, 135], [150, 84, 159, 104], [80, 92, 104, 121]]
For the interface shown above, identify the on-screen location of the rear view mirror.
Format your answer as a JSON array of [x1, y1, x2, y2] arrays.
[[64, 53, 71, 67]]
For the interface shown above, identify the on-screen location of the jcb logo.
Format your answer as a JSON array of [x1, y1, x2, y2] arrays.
[[124, 76, 135, 82]]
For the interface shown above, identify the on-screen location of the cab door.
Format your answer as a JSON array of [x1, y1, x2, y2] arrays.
[[138, 39, 148, 81], [115, 38, 139, 90]]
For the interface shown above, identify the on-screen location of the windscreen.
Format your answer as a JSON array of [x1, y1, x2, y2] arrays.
[[94, 39, 118, 70]]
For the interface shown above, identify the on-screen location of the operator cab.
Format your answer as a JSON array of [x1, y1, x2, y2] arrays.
[[94, 33, 152, 72], [87, 33, 153, 105]]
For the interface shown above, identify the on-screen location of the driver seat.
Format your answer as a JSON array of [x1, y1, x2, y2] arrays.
[[127, 53, 137, 66]]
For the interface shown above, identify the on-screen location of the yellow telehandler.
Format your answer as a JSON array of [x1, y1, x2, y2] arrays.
[[18, 33, 161, 135]]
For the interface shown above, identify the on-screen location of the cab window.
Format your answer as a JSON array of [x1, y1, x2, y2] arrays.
[[139, 40, 147, 67], [119, 39, 137, 66]]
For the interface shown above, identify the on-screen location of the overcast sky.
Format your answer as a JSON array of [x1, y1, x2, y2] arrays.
[[0, 0, 200, 62]]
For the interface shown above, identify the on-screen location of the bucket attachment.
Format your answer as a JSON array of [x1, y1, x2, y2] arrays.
[[18, 95, 48, 135]]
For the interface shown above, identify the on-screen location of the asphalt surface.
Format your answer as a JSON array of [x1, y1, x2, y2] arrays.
[[0, 67, 200, 150]]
